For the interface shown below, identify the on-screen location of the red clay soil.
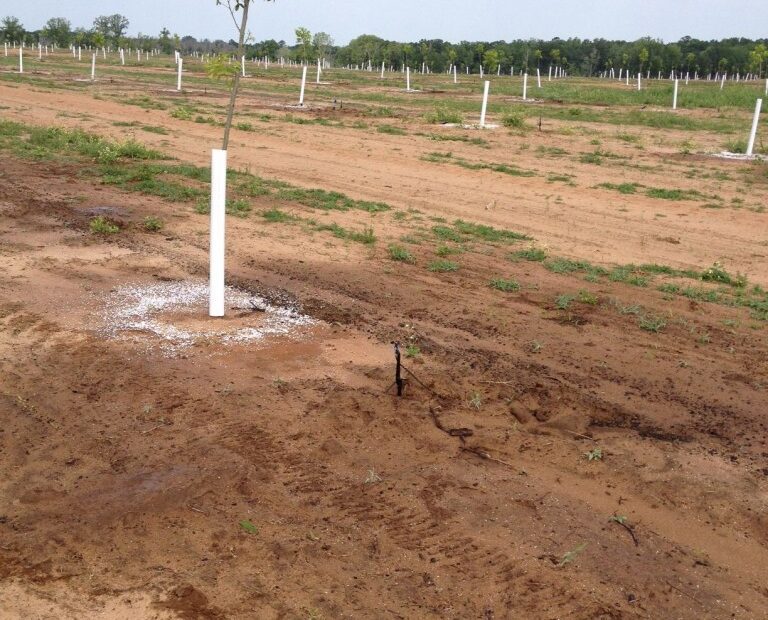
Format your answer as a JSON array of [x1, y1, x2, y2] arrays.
[[0, 78, 767, 619]]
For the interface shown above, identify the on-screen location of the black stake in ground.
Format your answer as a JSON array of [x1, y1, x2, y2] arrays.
[[394, 342, 404, 396], [384, 342, 406, 396]]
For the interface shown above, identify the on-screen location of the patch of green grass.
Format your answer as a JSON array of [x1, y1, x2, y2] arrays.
[[225, 199, 251, 217], [428, 259, 459, 273], [537, 146, 568, 157], [235, 122, 255, 132], [555, 294, 575, 310], [453, 219, 530, 243], [425, 105, 463, 124], [579, 151, 603, 165], [511, 247, 547, 261], [170, 106, 194, 120], [701, 262, 745, 287], [142, 216, 163, 232], [261, 208, 298, 223], [422, 151, 536, 177], [141, 125, 169, 135], [617, 132, 640, 143], [609, 267, 648, 287], [645, 187, 705, 201], [578, 290, 598, 305], [545, 258, 600, 274], [89, 216, 119, 234], [501, 109, 526, 129], [597, 182, 640, 194], [377, 124, 406, 135], [275, 187, 390, 213], [432, 225, 464, 243], [639, 315, 667, 333], [435, 244, 462, 257], [124, 95, 166, 110], [317, 223, 376, 244], [489, 278, 520, 292], [420, 132, 489, 147], [388, 244, 415, 262]]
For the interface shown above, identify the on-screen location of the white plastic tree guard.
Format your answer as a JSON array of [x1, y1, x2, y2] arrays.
[[209, 149, 227, 318], [480, 80, 490, 128], [746, 98, 763, 157]]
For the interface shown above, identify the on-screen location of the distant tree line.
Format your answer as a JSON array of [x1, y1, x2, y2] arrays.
[[2, 14, 767, 77]]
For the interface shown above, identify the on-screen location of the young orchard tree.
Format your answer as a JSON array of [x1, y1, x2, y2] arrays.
[[295, 26, 312, 62], [215, 0, 275, 151]]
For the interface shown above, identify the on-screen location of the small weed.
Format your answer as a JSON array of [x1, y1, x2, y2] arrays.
[[558, 543, 587, 567], [89, 216, 119, 234], [435, 244, 462, 257], [555, 294, 575, 310], [598, 182, 639, 194], [239, 520, 259, 535], [226, 198, 251, 217], [170, 106, 194, 120], [428, 260, 459, 272], [377, 124, 406, 135], [639, 315, 667, 332], [531, 340, 543, 353], [388, 244, 415, 262], [425, 105, 463, 124], [404, 344, 421, 358], [469, 392, 482, 410], [609, 514, 628, 525], [142, 216, 163, 232], [578, 290, 598, 305], [261, 208, 298, 223], [618, 303, 642, 315], [585, 448, 603, 461], [511, 247, 547, 262], [501, 109, 526, 129], [701, 262, 745, 287], [490, 278, 521, 292], [364, 469, 383, 484]]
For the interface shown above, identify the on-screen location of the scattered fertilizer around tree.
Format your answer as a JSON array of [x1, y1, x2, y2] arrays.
[[101, 281, 316, 354]]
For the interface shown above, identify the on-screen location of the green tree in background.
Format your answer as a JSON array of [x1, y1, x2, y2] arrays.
[[42, 18, 72, 47], [93, 14, 129, 47], [1, 16, 25, 43]]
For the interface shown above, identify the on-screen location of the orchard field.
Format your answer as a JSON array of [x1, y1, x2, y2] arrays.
[[0, 48, 767, 619]]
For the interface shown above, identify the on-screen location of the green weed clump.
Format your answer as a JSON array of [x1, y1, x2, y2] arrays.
[[597, 182, 639, 194], [511, 247, 548, 262], [489, 278, 520, 292], [388, 244, 415, 262], [261, 208, 297, 223], [701, 262, 746, 287], [142, 216, 163, 232], [89, 216, 119, 234], [377, 124, 406, 135], [501, 109, 526, 129], [428, 260, 459, 273], [425, 105, 463, 125]]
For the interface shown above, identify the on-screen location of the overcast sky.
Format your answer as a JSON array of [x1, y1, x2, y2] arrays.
[[6, 0, 768, 44]]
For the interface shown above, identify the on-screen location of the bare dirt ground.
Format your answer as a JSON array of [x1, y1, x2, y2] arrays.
[[1, 71, 768, 619]]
